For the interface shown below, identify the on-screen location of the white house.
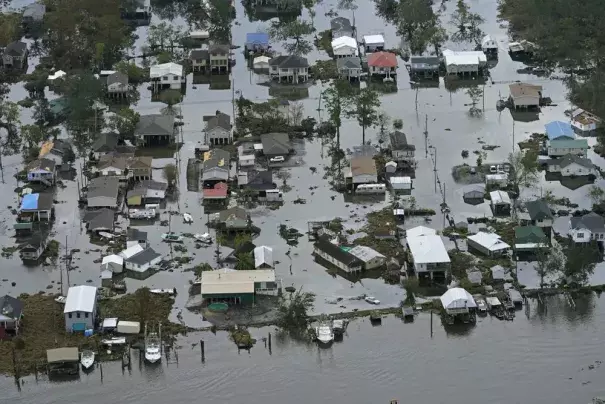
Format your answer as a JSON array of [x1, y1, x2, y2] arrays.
[[363, 34, 385, 53], [548, 138, 588, 157], [253, 55, 271, 70], [443, 50, 486, 75], [569, 212, 605, 243], [125, 247, 162, 273], [254, 246, 274, 269], [331, 36, 358, 58], [547, 154, 594, 177], [406, 234, 450, 281], [313, 236, 363, 273], [26, 158, 56, 184], [390, 176, 412, 191], [150, 62, 186, 91], [348, 245, 386, 270], [64, 285, 97, 332], [571, 108, 600, 133], [101, 254, 124, 273], [467, 232, 511, 257], [406, 226, 436, 238], [440, 288, 477, 314], [481, 35, 498, 54], [119, 244, 144, 260]]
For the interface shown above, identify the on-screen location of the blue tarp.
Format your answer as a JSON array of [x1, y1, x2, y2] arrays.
[[246, 32, 269, 46], [20, 193, 39, 210], [545, 121, 574, 140]]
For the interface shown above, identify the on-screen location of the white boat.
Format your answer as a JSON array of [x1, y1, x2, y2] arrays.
[[161, 232, 184, 242], [80, 350, 95, 369], [145, 332, 162, 363], [54, 295, 67, 304], [183, 213, 193, 223], [101, 337, 126, 346], [129, 209, 157, 219], [150, 288, 175, 295], [194, 232, 212, 244], [332, 319, 347, 336], [315, 322, 334, 345], [365, 296, 380, 305], [476, 298, 488, 313]]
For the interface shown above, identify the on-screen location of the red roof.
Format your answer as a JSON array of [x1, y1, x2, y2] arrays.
[[367, 52, 397, 68], [203, 182, 228, 199]]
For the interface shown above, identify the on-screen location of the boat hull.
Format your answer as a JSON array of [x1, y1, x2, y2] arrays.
[[145, 354, 162, 364]]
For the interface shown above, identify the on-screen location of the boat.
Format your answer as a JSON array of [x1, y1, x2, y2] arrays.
[[332, 319, 347, 336], [144, 332, 162, 363], [161, 232, 184, 243], [129, 208, 157, 219], [315, 321, 334, 345], [101, 337, 126, 346], [183, 213, 193, 223], [80, 350, 95, 370], [370, 311, 382, 325], [194, 232, 213, 244], [54, 295, 66, 304], [476, 298, 488, 314], [150, 288, 176, 295], [402, 306, 415, 322]]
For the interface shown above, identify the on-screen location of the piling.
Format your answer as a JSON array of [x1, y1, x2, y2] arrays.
[[99, 362, 104, 382], [430, 311, 433, 338], [200, 339, 205, 363], [268, 332, 272, 354]]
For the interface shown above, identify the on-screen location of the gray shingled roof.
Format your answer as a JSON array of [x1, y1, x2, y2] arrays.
[[209, 44, 230, 55], [390, 131, 416, 150], [83, 208, 115, 231], [107, 71, 128, 86], [570, 212, 605, 232], [5, 41, 27, 56], [127, 227, 148, 241], [337, 57, 361, 70], [330, 17, 352, 31], [206, 112, 231, 131], [190, 49, 209, 59], [0, 295, 24, 320], [127, 247, 161, 266], [135, 114, 175, 137], [269, 55, 309, 68], [261, 132, 291, 155]]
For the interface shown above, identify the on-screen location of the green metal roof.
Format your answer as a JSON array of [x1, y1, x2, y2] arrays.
[[515, 225, 547, 243], [14, 222, 33, 230], [340, 246, 352, 252], [549, 138, 588, 149]]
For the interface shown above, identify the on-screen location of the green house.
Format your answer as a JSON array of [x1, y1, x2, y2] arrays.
[[514, 225, 547, 252]]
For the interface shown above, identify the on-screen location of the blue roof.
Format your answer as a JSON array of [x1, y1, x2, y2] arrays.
[[21, 193, 39, 210], [545, 121, 574, 140], [246, 32, 269, 46]]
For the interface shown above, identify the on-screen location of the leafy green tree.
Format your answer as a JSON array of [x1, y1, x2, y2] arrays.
[[235, 252, 255, 270], [346, 87, 381, 144], [377, 111, 391, 144], [450, 0, 484, 44], [374, 0, 399, 24], [466, 85, 483, 116], [535, 245, 563, 288], [0, 101, 21, 155], [207, 0, 235, 43], [587, 185, 605, 207], [0, 12, 21, 46], [277, 288, 315, 334], [158, 89, 183, 116], [269, 19, 315, 56], [109, 108, 140, 138], [323, 80, 351, 152], [393, 118, 403, 130], [508, 151, 539, 191], [563, 244, 598, 286], [163, 163, 178, 187], [396, 0, 445, 54], [115, 61, 149, 84], [20, 125, 46, 150]]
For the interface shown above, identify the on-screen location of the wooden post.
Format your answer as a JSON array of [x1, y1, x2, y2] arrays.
[[99, 362, 103, 382], [200, 339, 205, 363], [268, 332, 272, 355], [430, 310, 433, 338]]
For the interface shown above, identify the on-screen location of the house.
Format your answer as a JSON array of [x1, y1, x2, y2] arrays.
[[485, 173, 508, 187], [22, 3, 46, 27], [204, 111, 232, 145], [463, 184, 485, 202], [203, 182, 228, 202], [330, 17, 353, 39], [91, 133, 119, 159], [546, 154, 594, 177], [19, 236, 47, 261], [367, 52, 398, 78], [211, 206, 250, 230], [547, 138, 588, 158], [87, 177, 120, 209], [269, 55, 309, 83], [390, 131, 415, 163], [127, 227, 148, 248], [38, 139, 73, 169], [238, 145, 256, 167], [491, 265, 513, 282], [128, 156, 153, 181], [348, 245, 387, 270], [331, 36, 358, 58], [199, 269, 281, 303], [408, 56, 440, 79], [19, 192, 53, 221], [363, 34, 385, 53], [149, 62, 186, 91], [261, 132, 291, 157], [571, 108, 600, 134], [514, 225, 548, 252], [569, 212, 605, 243], [252, 55, 270, 70], [190, 48, 209, 73], [101, 254, 124, 273], [134, 114, 175, 147], [0, 295, 24, 338], [254, 246, 274, 269], [245, 32, 270, 52], [490, 190, 511, 216], [390, 176, 412, 191], [124, 247, 161, 274], [337, 57, 362, 80], [406, 226, 436, 238], [202, 148, 230, 185], [238, 169, 275, 192], [406, 234, 450, 282], [82, 208, 115, 233], [209, 44, 230, 73], [545, 120, 574, 141], [106, 71, 129, 98], [94, 154, 130, 180], [119, 244, 144, 261], [481, 35, 498, 56], [467, 232, 511, 257], [348, 156, 377, 186], [126, 180, 167, 206], [525, 199, 553, 234], [2, 41, 28, 70], [313, 236, 363, 273], [509, 83, 542, 109], [64, 285, 98, 333], [443, 49, 487, 75], [26, 158, 56, 185]]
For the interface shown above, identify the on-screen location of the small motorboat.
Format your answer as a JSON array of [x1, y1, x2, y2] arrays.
[[161, 232, 184, 243], [54, 295, 66, 304], [332, 319, 347, 336], [80, 350, 95, 370], [183, 213, 193, 223], [145, 332, 162, 363], [194, 232, 213, 244], [150, 288, 176, 295], [315, 322, 334, 345], [365, 296, 380, 305], [476, 298, 488, 314]]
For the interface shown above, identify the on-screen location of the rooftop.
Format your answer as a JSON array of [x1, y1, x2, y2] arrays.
[[64, 285, 97, 313], [509, 83, 542, 99], [363, 34, 385, 44], [269, 55, 309, 68], [82, 208, 115, 231], [254, 246, 274, 268], [135, 114, 175, 137], [406, 235, 450, 264], [314, 236, 361, 266], [47, 347, 79, 363], [203, 182, 228, 199], [261, 132, 291, 155], [570, 212, 605, 231], [0, 295, 23, 321], [350, 156, 377, 176], [406, 226, 436, 238], [348, 245, 385, 263], [490, 190, 511, 205], [390, 131, 415, 150], [26, 158, 56, 173], [149, 62, 183, 78], [525, 199, 553, 221], [545, 120, 574, 140], [127, 227, 148, 241], [127, 247, 161, 267], [20, 192, 53, 211], [548, 138, 589, 149], [468, 232, 510, 252], [367, 51, 398, 68], [550, 154, 594, 169]]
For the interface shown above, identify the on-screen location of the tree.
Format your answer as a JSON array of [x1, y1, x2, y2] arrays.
[[450, 0, 484, 44], [269, 19, 315, 56], [0, 101, 21, 155], [235, 253, 255, 270], [346, 87, 381, 144], [587, 184, 605, 206], [377, 111, 391, 144], [508, 151, 539, 192], [109, 108, 140, 138], [374, 0, 399, 24], [535, 245, 563, 288], [206, 0, 235, 43], [396, 0, 445, 54], [115, 61, 149, 84], [393, 118, 403, 130], [322, 80, 352, 152], [277, 288, 315, 334], [466, 85, 483, 116], [338, 0, 358, 11], [563, 243, 598, 286], [0, 12, 21, 47], [20, 125, 46, 150], [147, 22, 185, 61], [163, 163, 178, 187], [158, 90, 183, 115]]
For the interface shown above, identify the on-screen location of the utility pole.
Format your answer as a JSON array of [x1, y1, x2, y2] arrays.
[[442, 182, 446, 228], [424, 114, 428, 158], [512, 120, 516, 152], [65, 236, 71, 287], [433, 146, 437, 193], [482, 85, 485, 112]]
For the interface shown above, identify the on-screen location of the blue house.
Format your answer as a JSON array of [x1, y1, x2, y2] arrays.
[[545, 121, 574, 141], [245, 33, 270, 52]]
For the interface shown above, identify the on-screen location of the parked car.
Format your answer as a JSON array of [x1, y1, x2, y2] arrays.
[[365, 296, 380, 305], [270, 156, 285, 163]]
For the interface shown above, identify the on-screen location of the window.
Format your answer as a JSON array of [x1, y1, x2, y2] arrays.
[[68, 313, 72, 319], [85, 312, 89, 318], [77, 312, 81, 318], [577, 232, 584, 239]]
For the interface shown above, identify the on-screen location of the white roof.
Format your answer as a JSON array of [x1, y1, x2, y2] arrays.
[[119, 244, 144, 259], [100, 70, 116, 76], [390, 176, 412, 184], [481, 35, 497, 48], [64, 285, 97, 313], [486, 173, 508, 180], [331, 36, 357, 49], [443, 49, 487, 66], [490, 190, 511, 205], [190, 30, 209, 38], [102, 254, 124, 266], [48, 70, 66, 80], [239, 154, 255, 161], [485, 296, 501, 306], [102, 318, 118, 328], [254, 246, 274, 268], [468, 232, 511, 252], [363, 34, 385, 44], [253, 56, 271, 65], [440, 288, 477, 310], [407, 235, 450, 264], [385, 161, 397, 167], [201, 268, 276, 284], [406, 226, 436, 238], [202, 282, 255, 294], [150, 62, 183, 78], [348, 245, 385, 262]]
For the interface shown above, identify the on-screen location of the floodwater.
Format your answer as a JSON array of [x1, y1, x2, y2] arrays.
[[2, 295, 605, 403], [1, 0, 605, 398]]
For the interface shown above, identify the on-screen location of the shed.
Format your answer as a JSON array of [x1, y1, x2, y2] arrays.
[[390, 176, 412, 191], [363, 34, 385, 52], [117, 320, 140, 334], [253, 245, 274, 269], [47, 347, 79, 363], [490, 190, 511, 215], [467, 232, 510, 257], [253, 56, 271, 69], [102, 318, 118, 331], [440, 288, 477, 314]]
